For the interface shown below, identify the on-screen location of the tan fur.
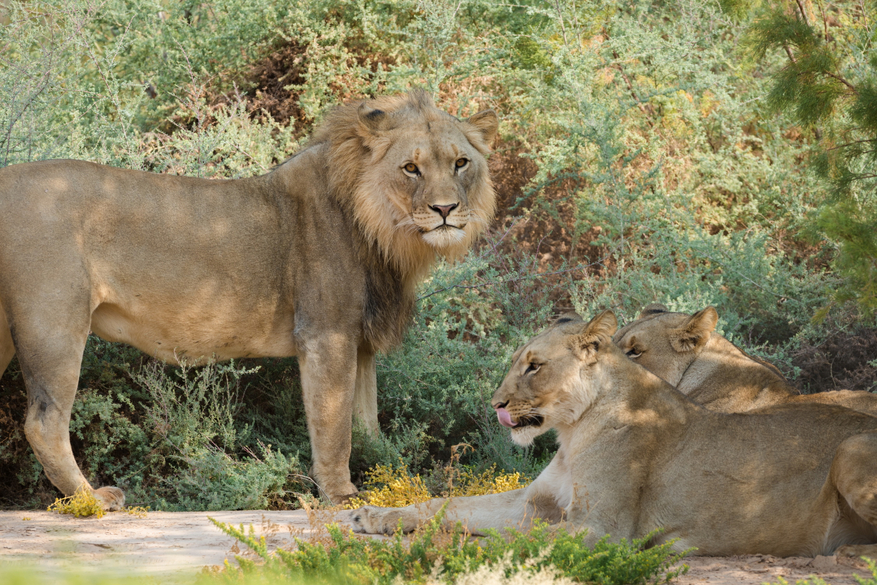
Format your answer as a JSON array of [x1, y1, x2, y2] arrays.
[[352, 312, 877, 558], [613, 305, 877, 416], [0, 91, 498, 507]]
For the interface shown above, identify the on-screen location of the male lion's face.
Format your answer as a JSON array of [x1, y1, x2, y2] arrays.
[[492, 312, 617, 446], [380, 119, 490, 250], [353, 98, 497, 267]]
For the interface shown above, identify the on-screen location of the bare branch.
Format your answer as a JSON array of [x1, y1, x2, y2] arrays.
[[794, 0, 811, 27]]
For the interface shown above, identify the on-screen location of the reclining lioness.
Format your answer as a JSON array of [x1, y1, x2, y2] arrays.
[[352, 311, 877, 557], [613, 304, 877, 415]]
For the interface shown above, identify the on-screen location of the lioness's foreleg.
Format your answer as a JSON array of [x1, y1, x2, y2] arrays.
[[353, 345, 379, 435], [13, 308, 125, 510], [352, 488, 551, 535], [298, 336, 360, 504], [0, 303, 14, 376], [831, 431, 877, 555]]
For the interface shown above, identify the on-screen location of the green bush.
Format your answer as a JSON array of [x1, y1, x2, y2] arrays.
[[208, 510, 689, 585]]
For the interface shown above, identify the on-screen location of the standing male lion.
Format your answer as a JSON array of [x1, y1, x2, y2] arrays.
[[0, 91, 498, 507]]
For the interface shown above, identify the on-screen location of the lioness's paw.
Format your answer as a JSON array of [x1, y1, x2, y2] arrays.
[[350, 506, 409, 535], [836, 544, 877, 559], [94, 486, 125, 511]]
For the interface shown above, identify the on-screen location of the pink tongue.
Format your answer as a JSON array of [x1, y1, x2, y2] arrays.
[[496, 407, 518, 428]]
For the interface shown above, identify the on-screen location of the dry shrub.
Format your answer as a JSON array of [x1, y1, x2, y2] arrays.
[[347, 448, 531, 509], [792, 328, 877, 394], [47, 486, 105, 519]]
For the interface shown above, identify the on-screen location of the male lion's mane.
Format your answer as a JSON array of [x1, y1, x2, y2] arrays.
[[303, 90, 496, 351]]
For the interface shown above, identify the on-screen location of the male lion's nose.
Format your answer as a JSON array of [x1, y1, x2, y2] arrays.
[[430, 203, 458, 219]]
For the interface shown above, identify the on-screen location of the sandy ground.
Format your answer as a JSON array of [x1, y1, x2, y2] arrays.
[[0, 510, 874, 584]]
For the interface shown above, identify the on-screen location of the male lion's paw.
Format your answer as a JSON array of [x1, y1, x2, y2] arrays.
[[324, 481, 359, 505], [350, 506, 407, 535], [94, 486, 125, 511]]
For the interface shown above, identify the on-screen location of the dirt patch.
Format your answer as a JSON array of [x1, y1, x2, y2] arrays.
[[0, 510, 873, 584], [677, 554, 872, 585], [0, 509, 350, 582]]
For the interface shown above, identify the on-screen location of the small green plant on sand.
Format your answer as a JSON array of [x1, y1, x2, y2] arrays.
[[206, 508, 689, 585]]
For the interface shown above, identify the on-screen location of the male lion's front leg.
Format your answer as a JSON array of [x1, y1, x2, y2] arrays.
[[298, 336, 360, 504]]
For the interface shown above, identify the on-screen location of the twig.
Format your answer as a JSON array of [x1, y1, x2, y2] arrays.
[[611, 51, 655, 127], [554, 0, 568, 45], [823, 70, 858, 93], [794, 0, 811, 27]]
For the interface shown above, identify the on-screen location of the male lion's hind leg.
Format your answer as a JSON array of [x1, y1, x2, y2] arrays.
[[353, 346, 379, 435], [830, 432, 877, 556], [14, 307, 125, 511]]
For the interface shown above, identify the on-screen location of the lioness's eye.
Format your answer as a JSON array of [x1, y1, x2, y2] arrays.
[[455, 158, 469, 169], [403, 162, 419, 175], [525, 362, 541, 374], [626, 347, 643, 359]]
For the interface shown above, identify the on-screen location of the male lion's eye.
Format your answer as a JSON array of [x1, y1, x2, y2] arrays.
[[455, 158, 469, 169], [403, 163, 419, 175]]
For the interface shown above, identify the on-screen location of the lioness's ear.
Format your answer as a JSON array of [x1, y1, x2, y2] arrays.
[[573, 311, 618, 355], [465, 109, 499, 147], [668, 306, 718, 353], [586, 311, 618, 338], [639, 303, 668, 318]]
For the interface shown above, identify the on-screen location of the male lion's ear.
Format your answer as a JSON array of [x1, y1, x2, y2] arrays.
[[465, 109, 499, 147], [357, 103, 392, 135], [553, 311, 583, 326], [638, 303, 668, 318], [668, 306, 718, 353]]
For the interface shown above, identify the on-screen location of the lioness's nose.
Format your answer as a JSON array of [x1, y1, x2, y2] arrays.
[[430, 203, 458, 218]]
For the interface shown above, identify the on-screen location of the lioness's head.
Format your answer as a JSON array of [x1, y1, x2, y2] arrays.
[[612, 304, 718, 386], [493, 311, 619, 446], [313, 90, 498, 277]]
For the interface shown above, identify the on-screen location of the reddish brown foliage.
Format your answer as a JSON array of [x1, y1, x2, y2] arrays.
[[792, 329, 877, 395]]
